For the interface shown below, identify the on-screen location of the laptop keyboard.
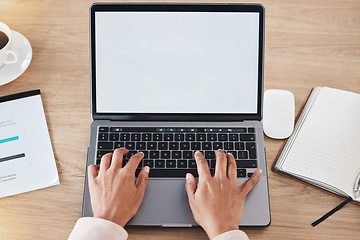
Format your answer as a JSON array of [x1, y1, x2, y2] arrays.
[[96, 127, 258, 178]]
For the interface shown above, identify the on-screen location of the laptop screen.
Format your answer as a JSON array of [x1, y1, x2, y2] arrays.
[[91, 4, 264, 120]]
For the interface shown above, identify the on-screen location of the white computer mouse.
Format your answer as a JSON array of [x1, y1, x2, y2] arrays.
[[263, 89, 295, 139]]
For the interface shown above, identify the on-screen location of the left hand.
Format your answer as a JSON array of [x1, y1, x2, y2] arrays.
[[87, 148, 150, 227]]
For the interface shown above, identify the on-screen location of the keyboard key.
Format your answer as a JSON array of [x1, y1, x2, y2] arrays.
[[229, 134, 239, 141], [175, 133, 185, 141], [150, 151, 160, 159], [120, 133, 130, 141], [126, 150, 138, 160], [96, 158, 101, 165], [98, 142, 113, 150], [189, 160, 197, 168], [205, 151, 215, 159], [183, 151, 193, 159], [248, 172, 254, 178], [235, 142, 245, 150], [240, 134, 255, 141], [236, 160, 257, 168], [169, 142, 179, 150], [161, 151, 171, 159], [153, 133, 163, 141], [218, 134, 228, 141], [246, 142, 257, 159], [177, 160, 187, 168], [210, 160, 216, 169], [158, 142, 168, 150], [202, 142, 212, 150], [125, 142, 135, 150], [238, 151, 248, 159], [143, 151, 149, 159], [213, 142, 223, 150], [97, 150, 112, 158], [227, 151, 237, 158], [98, 133, 108, 141], [109, 133, 119, 141], [207, 134, 217, 141], [248, 128, 255, 133], [147, 142, 157, 150], [99, 127, 109, 132], [164, 133, 173, 141], [166, 160, 176, 168], [131, 133, 141, 141], [224, 142, 234, 150], [155, 160, 165, 168], [237, 169, 247, 177], [172, 151, 181, 159], [144, 160, 154, 168], [186, 133, 195, 141], [142, 133, 152, 141], [114, 142, 125, 149], [196, 134, 206, 141], [180, 142, 190, 150], [136, 142, 146, 150], [191, 142, 201, 150], [145, 169, 198, 178]]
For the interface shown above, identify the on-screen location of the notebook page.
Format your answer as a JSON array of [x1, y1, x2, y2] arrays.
[[281, 87, 360, 199]]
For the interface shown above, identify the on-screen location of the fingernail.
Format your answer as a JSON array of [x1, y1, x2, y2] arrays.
[[145, 166, 150, 174], [258, 169, 262, 175], [186, 173, 190, 181]]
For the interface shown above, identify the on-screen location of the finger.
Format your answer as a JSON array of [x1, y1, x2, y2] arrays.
[[239, 169, 262, 195], [226, 153, 237, 182], [99, 153, 112, 175], [124, 152, 144, 172], [88, 164, 99, 181], [110, 148, 128, 169], [185, 173, 197, 199], [136, 166, 150, 192], [194, 151, 211, 180], [214, 149, 227, 178]]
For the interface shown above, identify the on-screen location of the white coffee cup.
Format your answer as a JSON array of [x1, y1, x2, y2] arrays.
[[0, 22, 18, 68]]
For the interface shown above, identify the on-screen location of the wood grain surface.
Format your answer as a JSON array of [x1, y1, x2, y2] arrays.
[[0, 0, 359, 239]]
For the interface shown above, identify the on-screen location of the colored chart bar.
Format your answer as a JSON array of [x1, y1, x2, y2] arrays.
[[0, 153, 25, 163], [0, 136, 19, 144]]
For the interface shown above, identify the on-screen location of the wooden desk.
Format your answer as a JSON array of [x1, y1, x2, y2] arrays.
[[0, 1, 359, 239]]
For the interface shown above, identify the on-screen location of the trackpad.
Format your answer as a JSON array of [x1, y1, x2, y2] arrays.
[[128, 179, 196, 226]]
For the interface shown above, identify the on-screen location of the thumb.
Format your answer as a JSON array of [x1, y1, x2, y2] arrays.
[[185, 173, 197, 198], [136, 166, 150, 192]]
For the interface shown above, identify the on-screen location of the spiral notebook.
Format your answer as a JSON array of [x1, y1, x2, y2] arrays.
[[273, 87, 360, 204]]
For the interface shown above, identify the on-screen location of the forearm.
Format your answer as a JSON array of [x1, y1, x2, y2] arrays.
[[68, 217, 128, 240]]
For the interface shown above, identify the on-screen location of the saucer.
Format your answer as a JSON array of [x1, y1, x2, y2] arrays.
[[0, 30, 32, 86]]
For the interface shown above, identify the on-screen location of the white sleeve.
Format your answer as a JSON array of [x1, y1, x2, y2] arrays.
[[213, 230, 250, 240], [68, 217, 128, 240]]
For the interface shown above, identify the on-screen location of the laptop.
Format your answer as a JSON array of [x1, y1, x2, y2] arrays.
[[82, 3, 271, 227]]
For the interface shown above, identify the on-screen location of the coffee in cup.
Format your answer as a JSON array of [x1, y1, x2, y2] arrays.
[[0, 22, 18, 68]]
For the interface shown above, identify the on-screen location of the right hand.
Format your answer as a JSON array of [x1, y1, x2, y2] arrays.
[[185, 150, 262, 239]]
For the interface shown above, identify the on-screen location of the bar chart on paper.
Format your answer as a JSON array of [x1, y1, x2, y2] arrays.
[[0, 136, 26, 163]]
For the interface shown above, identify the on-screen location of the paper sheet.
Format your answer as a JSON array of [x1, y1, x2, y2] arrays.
[[0, 90, 59, 198]]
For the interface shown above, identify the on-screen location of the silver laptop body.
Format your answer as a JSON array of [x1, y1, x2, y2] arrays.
[[82, 3, 270, 227]]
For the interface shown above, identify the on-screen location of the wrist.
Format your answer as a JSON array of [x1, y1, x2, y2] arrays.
[[203, 222, 239, 240], [93, 212, 128, 228]]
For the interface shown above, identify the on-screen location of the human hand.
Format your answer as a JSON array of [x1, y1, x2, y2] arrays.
[[185, 150, 262, 239], [87, 148, 150, 227]]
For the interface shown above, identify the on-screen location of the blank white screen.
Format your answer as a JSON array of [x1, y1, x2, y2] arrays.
[[95, 11, 259, 113]]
